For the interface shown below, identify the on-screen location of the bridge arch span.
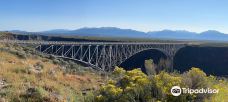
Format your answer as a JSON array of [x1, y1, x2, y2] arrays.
[[120, 47, 169, 63], [119, 48, 168, 72]]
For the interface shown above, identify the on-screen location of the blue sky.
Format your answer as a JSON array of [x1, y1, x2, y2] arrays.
[[1, 0, 228, 33]]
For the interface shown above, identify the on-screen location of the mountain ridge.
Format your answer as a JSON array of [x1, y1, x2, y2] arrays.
[[5, 27, 228, 41]]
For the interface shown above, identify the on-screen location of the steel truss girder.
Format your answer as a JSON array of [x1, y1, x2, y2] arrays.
[[36, 43, 186, 71]]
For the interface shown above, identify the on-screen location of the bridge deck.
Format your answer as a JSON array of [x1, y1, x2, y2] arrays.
[[0, 40, 192, 45]]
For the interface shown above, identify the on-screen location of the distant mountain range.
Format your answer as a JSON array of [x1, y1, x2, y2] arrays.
[[6, 27, 228, 41], [41, 27, 149, 38]]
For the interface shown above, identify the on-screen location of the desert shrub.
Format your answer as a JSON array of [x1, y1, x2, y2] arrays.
[[182, 67, 208, 89], [144, 58, 171, 75], [59, 60, 68, 66], [5, 87, 50, 102], [18, 87, 50, 102], [68, 61, 79, 69], [144, 59, 157, 75], [49, 55, 56, 60], [181, 67, 213, 100], [23, 46, 35, 54], [157, 58, 171, 72], [15, 51, 27, 59], [41, 58, 49, 62], [34, 62, 44, 69], [51, 58, 68, 66], [13, 67, 30, 74], [52, 59, 60, 65]]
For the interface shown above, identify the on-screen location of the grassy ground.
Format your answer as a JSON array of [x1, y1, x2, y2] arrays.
[[0, 32, 15, 40], [0, 43, 106, 102]]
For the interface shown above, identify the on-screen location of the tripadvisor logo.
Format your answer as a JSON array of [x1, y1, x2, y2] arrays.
[[171, 86, 182, 96], [171, 86, 219, 96]]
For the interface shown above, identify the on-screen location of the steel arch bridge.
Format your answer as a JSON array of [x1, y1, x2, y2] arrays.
[[35, 42, 188, 71], [0, 40, 189, 71]]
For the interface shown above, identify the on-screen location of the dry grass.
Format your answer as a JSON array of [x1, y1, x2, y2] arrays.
[[0, 43, 105, 102]]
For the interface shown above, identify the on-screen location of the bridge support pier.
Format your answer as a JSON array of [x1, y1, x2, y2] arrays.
[[168, 56, 174, 72]]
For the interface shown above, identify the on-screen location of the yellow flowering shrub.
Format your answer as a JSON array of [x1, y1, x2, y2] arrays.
[[154, 71, 182, 95], [95, 67, 150, 102], [113, 66, 125, 75], [88, 67, 228, 102], [206, 79, 228, 102]]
